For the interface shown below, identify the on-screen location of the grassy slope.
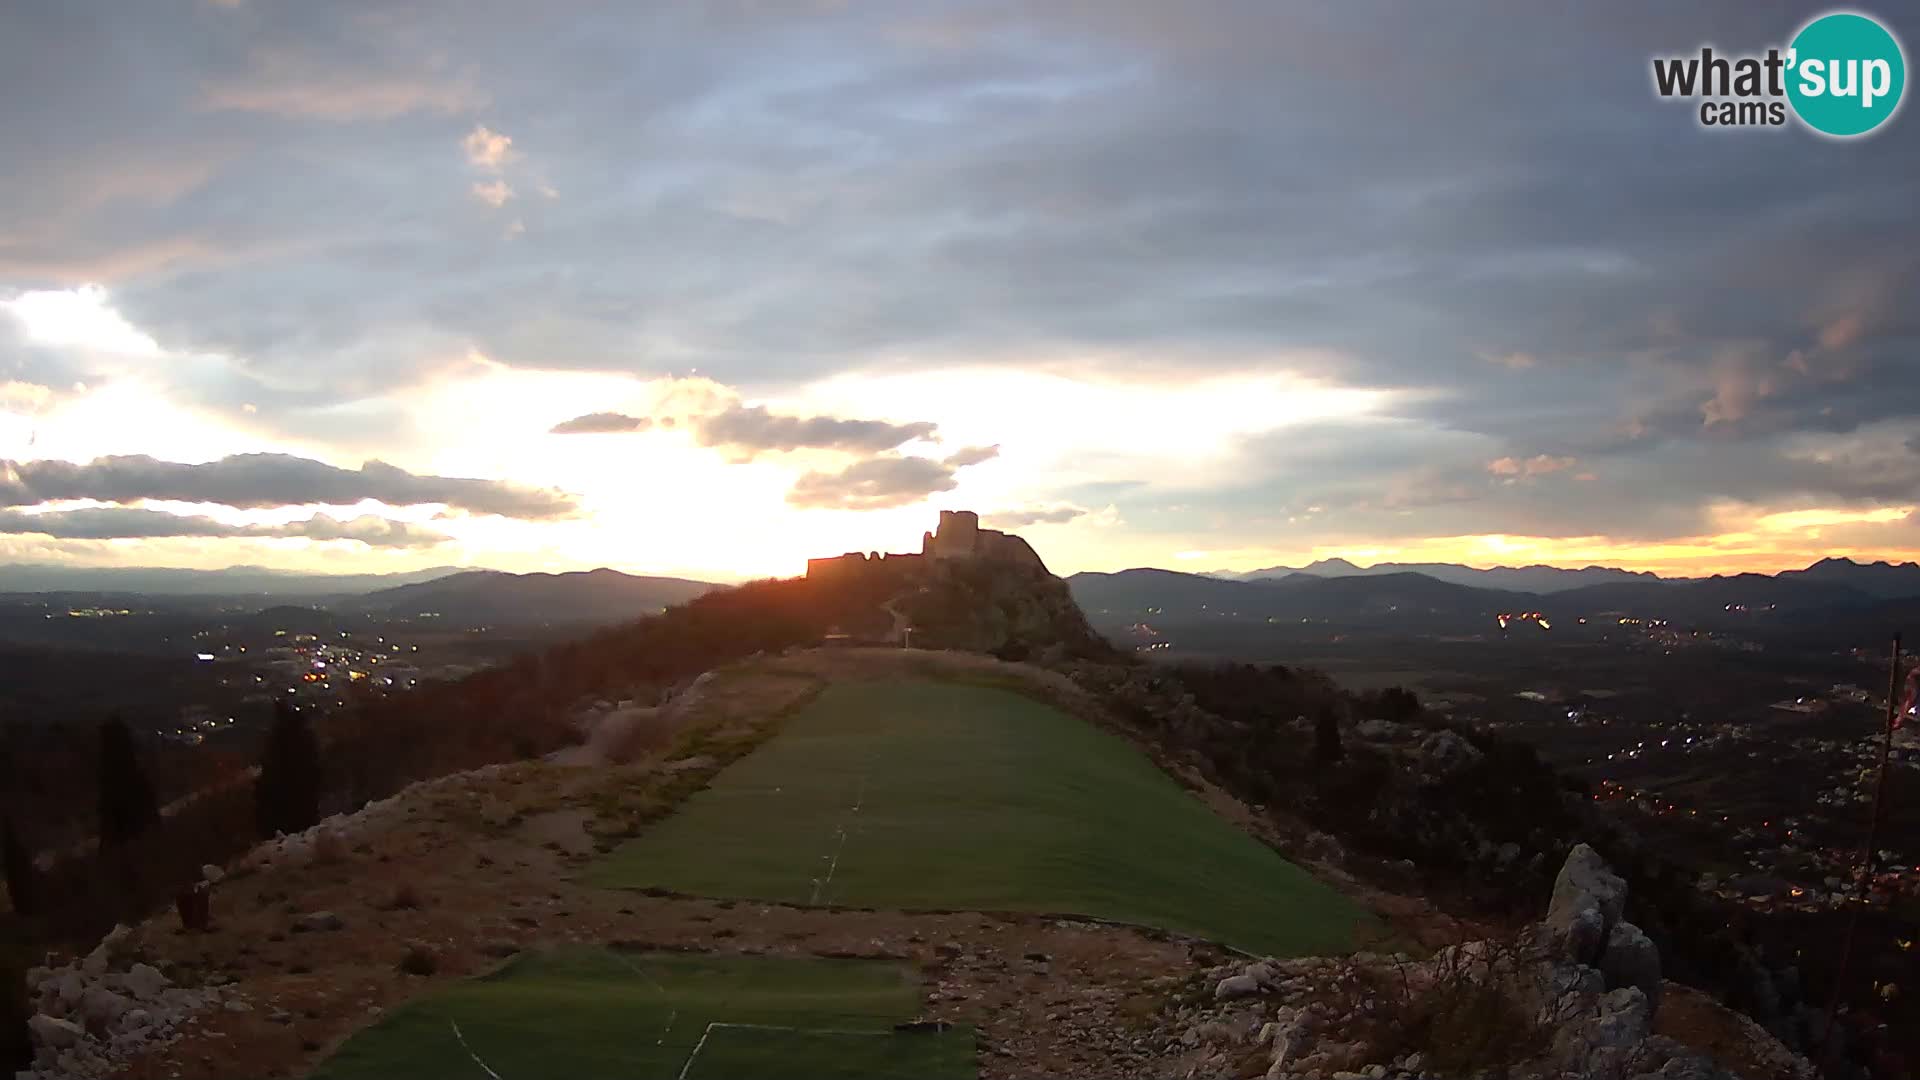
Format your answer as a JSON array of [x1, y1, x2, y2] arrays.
[[309, 948, 973, 1080], [592, 679, 1371, 957]]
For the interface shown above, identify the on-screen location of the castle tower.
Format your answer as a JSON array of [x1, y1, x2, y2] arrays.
[[932, 509, 980, 559]]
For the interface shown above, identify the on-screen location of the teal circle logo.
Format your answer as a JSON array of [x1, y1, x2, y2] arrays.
[[1786, 11, 1906, 137]]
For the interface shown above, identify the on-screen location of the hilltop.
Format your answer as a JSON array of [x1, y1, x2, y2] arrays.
[[5, 511, 1830, 1080], [341, 568, 716, 625]]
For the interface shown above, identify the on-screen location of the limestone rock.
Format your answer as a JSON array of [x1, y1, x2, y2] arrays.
[[1599, 921, 1663, 1013], [78, 987, 133, 1029], [1416, 729, 1484, 774], [1355, 718, 1408, 741], [1215, 974, 1261, 1000], [1547, 843, 1627, 963], [292, 910, 344, 933], [1549, 903, 1607, 967], [28, 1014, 88, 1049], [121, 963, 170, 1001]]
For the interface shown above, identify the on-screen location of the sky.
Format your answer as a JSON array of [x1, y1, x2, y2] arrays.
[[1, 1, 1918, 582]]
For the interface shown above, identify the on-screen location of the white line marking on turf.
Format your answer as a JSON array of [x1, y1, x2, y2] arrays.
[[676, 1021, 894, 1079], [675, 1023, 716, 1080], [808, 774, 868, 905], [604, 951, 677, 1045], [450, 1020, 505, 1080]]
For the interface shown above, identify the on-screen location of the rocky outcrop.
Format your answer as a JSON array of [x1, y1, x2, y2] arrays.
[[895, 545, 1113, 659], [1549, 843, 1629, 957], [1168, 845, 1813, 1080], [1599, 921, 1664, 1011], [21, 923, 237, 1079]]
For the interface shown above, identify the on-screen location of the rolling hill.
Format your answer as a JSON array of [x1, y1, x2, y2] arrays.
[[344, 568, 717, 625], [1068, 567, 1532, 626], [1777, 556, 1920, 599], [1218, 558, 1661, 593], [1070, 563, 1882, 630]]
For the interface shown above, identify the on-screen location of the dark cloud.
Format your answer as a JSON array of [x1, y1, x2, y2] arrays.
[[787, 454, 979, 511], [0, 454, 577, 518], [696, 404, 938, 455], [0, 507, 448, 547], [551, 412, 651, 435], [4, 1, 1920, 557]]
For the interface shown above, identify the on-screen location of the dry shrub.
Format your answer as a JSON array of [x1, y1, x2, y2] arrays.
[[1330, 941, 1552, 1076], [396, 941, 438, 976]]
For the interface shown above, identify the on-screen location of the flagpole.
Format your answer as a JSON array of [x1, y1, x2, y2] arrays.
[[1819, 631, 1900, 1060]]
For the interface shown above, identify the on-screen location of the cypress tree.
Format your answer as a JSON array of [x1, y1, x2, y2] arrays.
[[1313, 706, 1345, 764], [97, 715, 160, 849], [0, 943, 28, 1071], [0, 818, 32, 917], [255, 699, 321, 838]]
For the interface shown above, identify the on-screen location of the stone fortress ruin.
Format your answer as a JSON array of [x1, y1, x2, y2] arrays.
[[805, 510, 1048, 582]]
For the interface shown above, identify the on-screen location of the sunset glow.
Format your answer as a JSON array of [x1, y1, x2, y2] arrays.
[[2, 3, 1915, 582]]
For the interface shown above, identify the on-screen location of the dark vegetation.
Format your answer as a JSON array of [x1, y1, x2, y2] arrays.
[[1, 933, 27, 1072], [1, 818, 32, 919], [1, 576, 854, 952], [254, 699, 322, 839], [1091, 659, 1877, 1073], [95, 716, 160, 851]]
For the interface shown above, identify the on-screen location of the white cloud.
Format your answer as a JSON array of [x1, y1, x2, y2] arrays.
[[471, 179, 513, 208], [1487, 454, 1576, 478], [0, 286, 161, 356], [462, 125, 516, 171]]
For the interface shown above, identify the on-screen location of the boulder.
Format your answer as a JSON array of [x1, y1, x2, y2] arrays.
[[80, 923, 136, 975], [50, 970, 86, 1011], [1244, 958, 1291, 991], [1599, 920, 1664, 1012], [1548, 902, 1607, 967], [292, 910, 345, 933], [78, 987, 133, 1030], [28, 1013, 88, 1049], [1547, 843, 1627, 963], [1416, 729, 1484, 774], [1214, 974, 1261, 1000], [121, 962, 171, 1001], [1543, 983, 1651, 1068], [1355, 718, 1407, 741]]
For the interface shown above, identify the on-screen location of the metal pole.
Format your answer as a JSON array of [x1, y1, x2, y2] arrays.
[[1819, 632, 1900, 1063]]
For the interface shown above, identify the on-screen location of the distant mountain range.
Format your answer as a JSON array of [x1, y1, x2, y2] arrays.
[[1073, 556, 1920, 628], [0, 563, 464, 596], [0, 563, 720, 627], [341, 568, 717, 625], [1211, 556, 1920, 599], [1778, 556, 1920, 599], [1214, 558, 1661, 594]]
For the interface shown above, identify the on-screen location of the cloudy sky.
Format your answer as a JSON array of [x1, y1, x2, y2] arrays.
[[2, 1, 1917, 581]]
